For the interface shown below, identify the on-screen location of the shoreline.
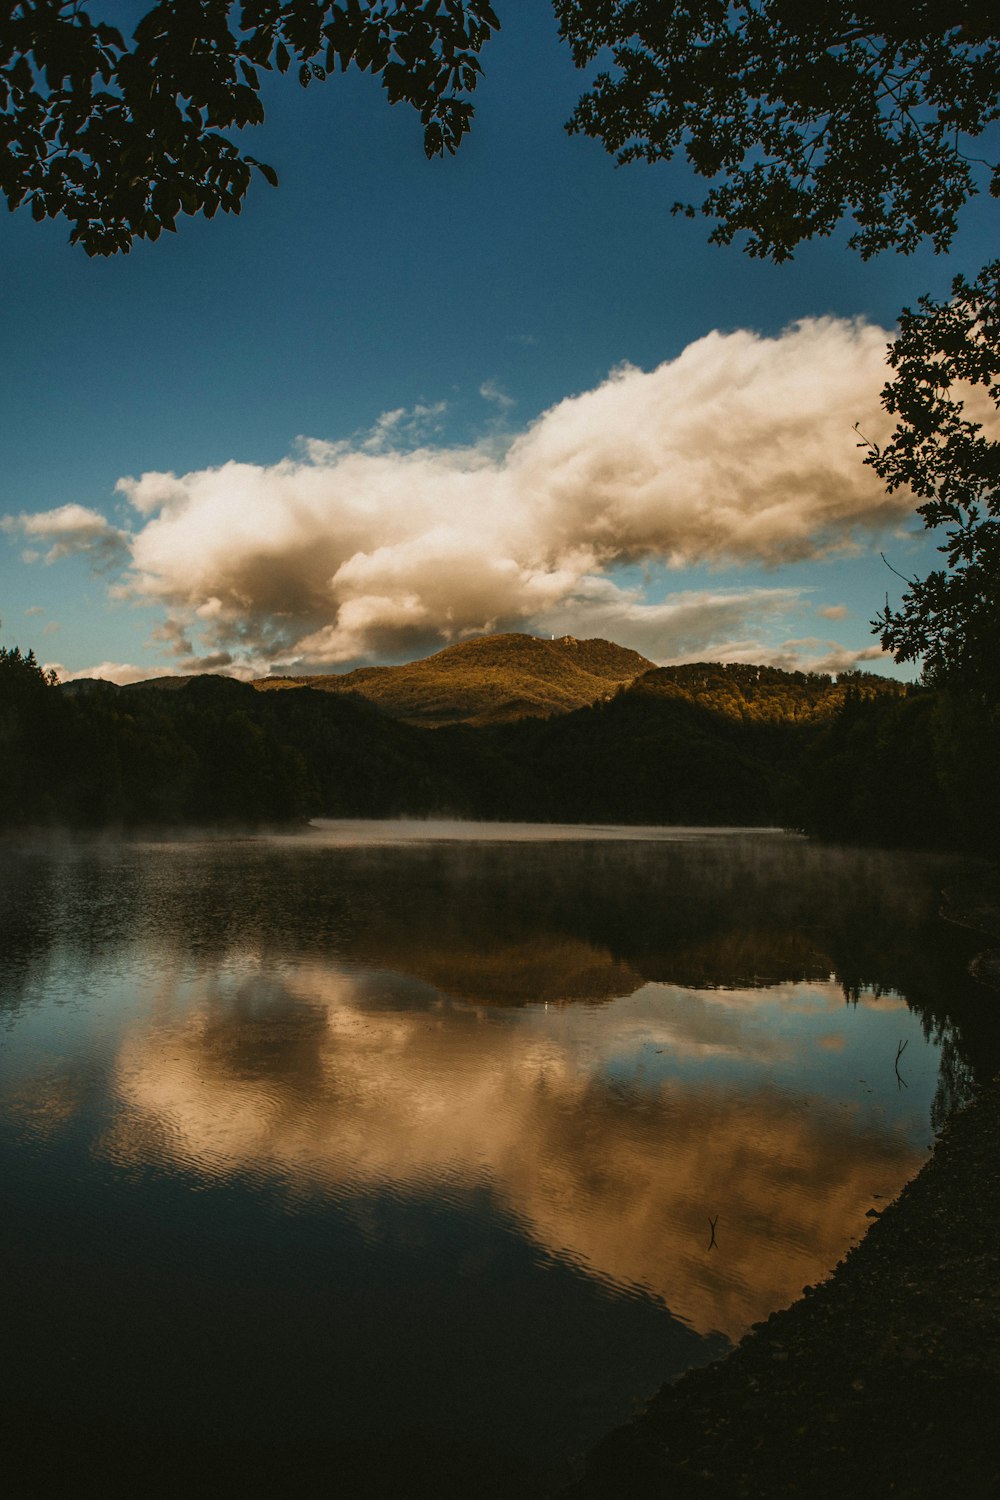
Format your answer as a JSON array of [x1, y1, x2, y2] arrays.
[[562, 1071, 1000, 1497], [562, 893, 1000, 1498]]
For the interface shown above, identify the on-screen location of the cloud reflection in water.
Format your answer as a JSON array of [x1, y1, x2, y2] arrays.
[[104, 957, 930, 1340]]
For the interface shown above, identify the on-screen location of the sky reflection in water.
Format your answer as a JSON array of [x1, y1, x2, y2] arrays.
[[0, 826, 962, 1479]]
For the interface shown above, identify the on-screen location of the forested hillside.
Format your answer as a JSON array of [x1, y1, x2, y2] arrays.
[[1, 639, 994, 848], [256, 633, 654, 725]]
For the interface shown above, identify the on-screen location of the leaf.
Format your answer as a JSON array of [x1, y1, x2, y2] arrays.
[[246, 155, 278, 187]]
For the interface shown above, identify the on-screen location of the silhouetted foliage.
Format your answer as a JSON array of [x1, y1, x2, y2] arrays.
[[0, 642, 63, 823], [556, 1, 999, 263], [1, 0, 499, 253], [801, 687, 947, 844], [8, 4, 997, 260], [865, 261, 1000, 701], [554, 4, 1000, 706]]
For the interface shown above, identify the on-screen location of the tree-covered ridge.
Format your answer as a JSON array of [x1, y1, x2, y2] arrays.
[[253, 636, 905, 729], [4, 632, 988, 847], [256, 632, 655, 725], [627, 662, 905, 724]]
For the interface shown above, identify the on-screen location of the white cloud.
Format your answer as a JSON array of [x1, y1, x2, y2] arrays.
[[536, 579, 806, 663], [52, 658, 255, 686], [479, 379, 515, 410], [356, 401, 448, 453], [817, 604, 848, 620], [2, 503, 130, 567], [702, 638, 892, 676], [11, 318, 922, 674], [800, 642, 891, 675], [50, 660, 153, 685]]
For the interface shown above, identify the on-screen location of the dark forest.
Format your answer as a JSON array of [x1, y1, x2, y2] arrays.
[[3, 640, 996, 851]]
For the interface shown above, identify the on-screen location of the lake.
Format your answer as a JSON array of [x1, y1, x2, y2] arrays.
[[0, 824, 980, 1496]]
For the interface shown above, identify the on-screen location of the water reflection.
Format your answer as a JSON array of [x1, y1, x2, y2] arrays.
[[100, 961, 932, 1338], [0, 826, 990, 1484]]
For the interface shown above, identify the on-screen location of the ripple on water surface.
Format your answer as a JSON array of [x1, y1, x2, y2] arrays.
[[0, 828, 972, 1489]]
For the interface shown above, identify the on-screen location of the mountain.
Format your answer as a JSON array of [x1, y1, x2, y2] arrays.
[[621, 661, 904, 723], [15, 635, 957, 843], [255, 632, 655, 726]]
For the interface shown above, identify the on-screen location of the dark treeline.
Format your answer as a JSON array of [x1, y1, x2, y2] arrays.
[[2, 645, 997, 849]]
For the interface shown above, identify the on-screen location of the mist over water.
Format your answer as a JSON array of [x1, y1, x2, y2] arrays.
[[298, 818, 781, 843], [0, 826, 982, 1493]]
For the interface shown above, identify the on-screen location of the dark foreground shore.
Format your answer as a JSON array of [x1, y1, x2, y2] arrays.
[[19, 1093, 999, 1500], [565, 962, 1000, 1498], [16, 1080, 995, 1500]]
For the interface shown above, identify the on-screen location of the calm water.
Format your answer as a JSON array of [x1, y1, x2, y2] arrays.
[[0, 824, 978, 1495]]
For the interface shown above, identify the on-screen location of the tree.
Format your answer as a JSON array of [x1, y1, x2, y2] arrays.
[[554, 2, 1000, 691], [555, 1, 999, 262], [0, 640, 65, 824], [4, 3, 997, 260], [4, 4, 999, 691], [0, 638, 59, 696], [1, 0, 499, 254], [865, 260, 1000, 698]]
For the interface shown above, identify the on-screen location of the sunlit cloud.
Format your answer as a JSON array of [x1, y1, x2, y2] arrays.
[[701, 638, 892, 675], [354, 400, 449, 454], [7, 318, 916, 675], [538, 580, 805, 662], [50, 657, 259, 686], [780, 640, 890, 675], [51, 660, 168, 686]]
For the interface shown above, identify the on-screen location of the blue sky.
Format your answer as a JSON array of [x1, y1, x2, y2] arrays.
[[1, 8, 996, 682]]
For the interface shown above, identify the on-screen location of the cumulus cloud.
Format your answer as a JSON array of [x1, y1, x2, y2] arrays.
[[178, 651, 235, 673], [2, 503, 130, 567], [52, 657, 255, 686], [535, 579, 806, 663], [804, 642, 891, 675], [704, 638, 892, 676], [9, 318, 923, 674], [50, 660, 154, 686], [817, 603, 848, 620], [357, 401, 448, 453]]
